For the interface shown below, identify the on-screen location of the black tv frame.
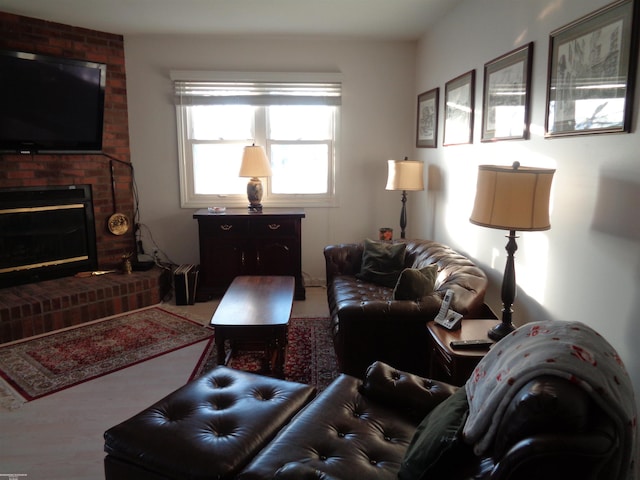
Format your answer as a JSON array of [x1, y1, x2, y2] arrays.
[[0, 49, 107, 154]]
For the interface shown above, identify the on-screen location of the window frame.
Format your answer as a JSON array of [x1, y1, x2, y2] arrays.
[[171, 71, 341, 209]]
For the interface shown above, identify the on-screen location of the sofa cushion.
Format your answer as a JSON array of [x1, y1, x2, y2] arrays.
[[398, 386, 473, 480], [355, 239, 407, 288], [239, 373, 418, 480], [393, 265, 438, 300]]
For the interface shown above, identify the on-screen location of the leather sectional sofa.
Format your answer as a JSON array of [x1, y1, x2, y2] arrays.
[[104, 360, 624, 480], [324, 239, 494, 378]]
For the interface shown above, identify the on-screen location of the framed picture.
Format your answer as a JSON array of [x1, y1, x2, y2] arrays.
[[416, 88, 439, 148], [482, 42, 534, 142], [545, 0, 639, 137], [444, 70, 475, 146]]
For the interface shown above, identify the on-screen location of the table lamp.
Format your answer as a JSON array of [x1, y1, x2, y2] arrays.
[[469, 161, 555, 340], [239, 144, 272, 212], [385, 158, 424, 239]]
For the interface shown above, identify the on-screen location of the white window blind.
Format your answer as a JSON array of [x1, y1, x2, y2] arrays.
[[172, 71, 342, 106]]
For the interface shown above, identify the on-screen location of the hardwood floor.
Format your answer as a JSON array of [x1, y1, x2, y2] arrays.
[[0, 286, 329, 480]]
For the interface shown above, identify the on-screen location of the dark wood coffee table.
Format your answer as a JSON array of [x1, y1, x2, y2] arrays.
[[210, 275, 295, 377]]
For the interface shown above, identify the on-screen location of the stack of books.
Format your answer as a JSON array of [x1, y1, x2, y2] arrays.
[[173, 264, 199, 305]]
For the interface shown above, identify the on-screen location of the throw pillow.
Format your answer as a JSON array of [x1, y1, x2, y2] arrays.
[[398, 387, 473, 480], [393, 264, 439, 300], [356, 239, 407, 288]]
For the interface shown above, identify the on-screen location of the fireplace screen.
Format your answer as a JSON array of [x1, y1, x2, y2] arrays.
[[0, 185, 98, 287]]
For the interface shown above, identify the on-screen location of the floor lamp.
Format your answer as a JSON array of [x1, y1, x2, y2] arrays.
[[385, 158, 424, 239], [469, 161, 555, 340]]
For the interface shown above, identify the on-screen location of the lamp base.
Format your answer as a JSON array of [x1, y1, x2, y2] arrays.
[[488, 231, 519, 342], [246, 177, 264, 212], [399, 190, 407, 239], [487, 320, 515, 341]]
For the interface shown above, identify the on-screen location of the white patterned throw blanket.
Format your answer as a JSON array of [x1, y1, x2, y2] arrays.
[[463, 321, 637, 480]]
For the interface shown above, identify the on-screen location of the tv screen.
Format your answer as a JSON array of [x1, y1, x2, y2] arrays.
[[0, 49, 106, 154]]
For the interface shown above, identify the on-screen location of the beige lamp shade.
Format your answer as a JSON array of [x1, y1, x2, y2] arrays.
[[385, 159, 425, 191], [470, 162, 555, 231], [239, 144, 272, 178]]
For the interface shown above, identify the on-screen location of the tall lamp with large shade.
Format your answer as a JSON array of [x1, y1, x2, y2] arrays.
[[469, 161, 555, 340], [386, 158, 425, 239], [239, 144, 272, 212]]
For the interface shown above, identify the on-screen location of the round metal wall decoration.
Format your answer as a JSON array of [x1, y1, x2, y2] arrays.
[[107, 160, 131, 235], [107, 212, 130, 235]]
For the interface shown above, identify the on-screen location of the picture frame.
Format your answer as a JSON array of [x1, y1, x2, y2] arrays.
[[481, 42, 534, 142], [444, 70, 475, 146], [545, 0, 639, 137], [416, 87, 439, 148]]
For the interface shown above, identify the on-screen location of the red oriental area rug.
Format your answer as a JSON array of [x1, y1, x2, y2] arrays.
[[191, 317, 339, 391], [0, 307, 213, 401]]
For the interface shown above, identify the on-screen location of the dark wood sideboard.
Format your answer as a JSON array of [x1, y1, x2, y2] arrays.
[[193, 208, 305, 301]]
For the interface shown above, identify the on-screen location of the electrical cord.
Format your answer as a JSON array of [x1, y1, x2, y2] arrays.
[[135, 222, 178, 269], [101, 153, 180, 304]]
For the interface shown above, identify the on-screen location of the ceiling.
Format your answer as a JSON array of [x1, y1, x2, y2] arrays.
[[0, 0, 462, 40]]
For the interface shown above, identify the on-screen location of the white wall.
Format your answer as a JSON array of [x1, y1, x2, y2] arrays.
[[413, 0, 640, 412], [123, 2, 640, 410], [124, 34, 416, 286]]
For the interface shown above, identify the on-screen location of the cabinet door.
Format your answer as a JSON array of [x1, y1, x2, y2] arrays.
[[197, 218, 249, 298], [214, 241, 249, 283], [255, 240, 295, 275], [252, 218, 299, 276]]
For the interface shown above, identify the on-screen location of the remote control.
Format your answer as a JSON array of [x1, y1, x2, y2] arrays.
[[449, 339, 493, 350]]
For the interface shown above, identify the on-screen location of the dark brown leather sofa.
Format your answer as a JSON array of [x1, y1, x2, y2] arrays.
[[243, 362, 621, 480], [324, 239, 493, 378], [103, 361, 624, 480]]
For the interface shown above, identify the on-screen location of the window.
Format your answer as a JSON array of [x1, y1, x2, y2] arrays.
[[172, 72, 341, 208]]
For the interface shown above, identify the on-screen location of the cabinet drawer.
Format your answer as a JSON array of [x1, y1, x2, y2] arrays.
[[201, 219, 249, 236], [251, 219, 297, 236]]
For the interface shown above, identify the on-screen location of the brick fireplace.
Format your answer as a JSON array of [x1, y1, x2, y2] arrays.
[[0, 12, 135, 264], [0, 13, 168, 343]]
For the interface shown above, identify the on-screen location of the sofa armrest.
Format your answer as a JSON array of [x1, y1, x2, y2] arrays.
[[359, 361, 458, 422], [489, 432, 617, 480], [323, 244, 363, 286]]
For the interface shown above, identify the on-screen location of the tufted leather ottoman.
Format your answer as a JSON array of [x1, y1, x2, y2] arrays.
[[103, 366, 316, 480]]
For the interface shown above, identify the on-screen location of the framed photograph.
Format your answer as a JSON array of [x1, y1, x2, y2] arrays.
[[482, 42, 534, 142], [444, 70, 475, 146], [545, 0, 639, 137], [416, 88, 439, 148]]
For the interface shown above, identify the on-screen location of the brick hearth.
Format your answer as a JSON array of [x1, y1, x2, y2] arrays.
[[0, 268, 170, 344]]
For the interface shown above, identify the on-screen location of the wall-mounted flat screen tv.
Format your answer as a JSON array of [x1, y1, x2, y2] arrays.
[[0, 49, 106, 154]]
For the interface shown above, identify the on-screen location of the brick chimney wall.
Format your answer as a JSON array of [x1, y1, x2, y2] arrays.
[[0, 12, 136, 268]]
